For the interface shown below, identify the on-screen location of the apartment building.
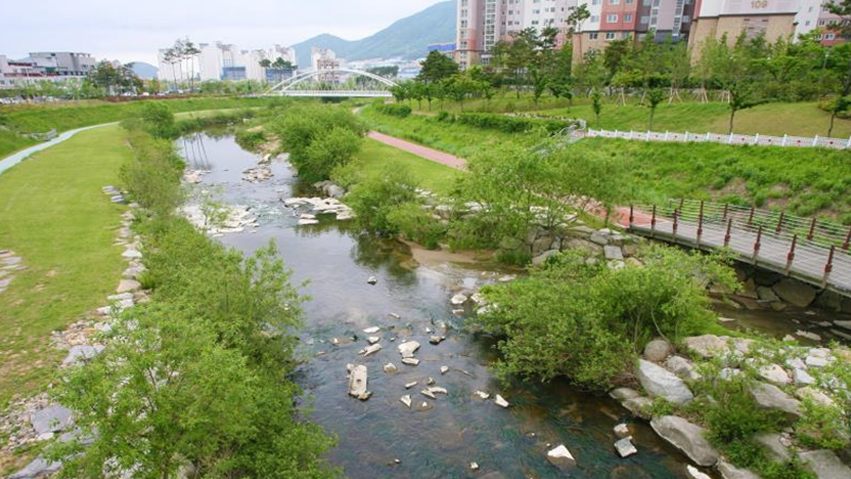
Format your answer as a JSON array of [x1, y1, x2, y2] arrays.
[[455, 0, 694, 67], [158, 43, 297, 83], [455, 0, 845, 68]]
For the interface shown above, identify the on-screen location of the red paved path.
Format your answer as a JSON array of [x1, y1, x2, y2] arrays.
[[368, 132, 467, 171]]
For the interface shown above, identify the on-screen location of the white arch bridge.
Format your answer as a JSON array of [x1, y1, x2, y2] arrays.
[[263, 68, 398, 98]]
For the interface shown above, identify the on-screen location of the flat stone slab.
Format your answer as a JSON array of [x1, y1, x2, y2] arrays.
[[717, 460, 762, 479], [31, 404, 73, 435], [650, 416, 719, 467], [750, 383, 802, 419], [635, 359, 694, 404], [116, 279, 141, 294]]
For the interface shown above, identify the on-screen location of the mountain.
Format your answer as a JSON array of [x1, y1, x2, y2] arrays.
[[292, 0, 456, 68], [130, 62, 158, 80]]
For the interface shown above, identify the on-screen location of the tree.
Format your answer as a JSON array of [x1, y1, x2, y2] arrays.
[[140, 102, 175, 139], [389, 83, 409, 104], [418, 51, 459, 83], [530, 67, 549, 105], [706, 33, 766, 133], [566, 4, 591, 62], [182, 38, 201, 91], [647, 88, 665, 130], [87, 61, 142, 96], [444, 75, 478, 109], [591, 90, 603, 127]]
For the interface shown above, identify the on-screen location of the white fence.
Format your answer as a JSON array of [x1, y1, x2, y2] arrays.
[[585, 128, 851, 150]]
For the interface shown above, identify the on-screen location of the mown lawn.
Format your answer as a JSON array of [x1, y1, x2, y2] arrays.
[[407, 93, 851, 138], [364, 106, 851, 222], [0, 96, 292, 159], [0, 125, 129, 413], [352, 138, 461, 195]]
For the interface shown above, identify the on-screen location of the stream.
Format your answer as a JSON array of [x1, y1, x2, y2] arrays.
[[177, 131, 849, 479]]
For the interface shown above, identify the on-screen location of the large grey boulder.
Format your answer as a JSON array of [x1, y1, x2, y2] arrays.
[[750, 383, 802, 419], [604, 245, 624, 261], [683, 335, 729, 359], [622, 397, 654, 420], [772, 278, 817, 307], [610, 387, 640, 400], [799, 450, 851, 479], [717, 461, 763, 479], [635, 359, 694, 404], [644, 339, 672, 362], [31, 405, 73, 435], [650, 416, 719, 467], [8, 456, 62, 479]]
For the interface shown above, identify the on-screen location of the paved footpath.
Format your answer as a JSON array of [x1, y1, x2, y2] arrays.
[[368, 131, 468, 171]]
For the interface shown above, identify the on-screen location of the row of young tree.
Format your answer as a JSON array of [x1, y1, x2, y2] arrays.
[[388, 2, 851, 134]]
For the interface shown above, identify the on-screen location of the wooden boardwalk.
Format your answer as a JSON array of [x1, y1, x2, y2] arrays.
[[630, 212, 851, 297]]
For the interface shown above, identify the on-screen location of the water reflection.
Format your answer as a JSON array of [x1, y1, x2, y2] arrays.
[[178, 132, 703, 479]]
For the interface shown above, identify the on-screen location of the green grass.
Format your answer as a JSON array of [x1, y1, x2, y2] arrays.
[[352, 138, 461, 195], [0, 97, 290, 159], [407, 92, 851, 138], [365, 106, 851, 222], [360, 106, 530, 159], [535, 101, 851, 138], [0, 125, 130, 412]]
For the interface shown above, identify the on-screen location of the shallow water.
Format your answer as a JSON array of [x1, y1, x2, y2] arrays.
[[178, 132, 849, 479]]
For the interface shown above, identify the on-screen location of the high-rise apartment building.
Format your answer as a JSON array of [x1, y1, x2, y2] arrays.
[[455, 0, 845, 68]]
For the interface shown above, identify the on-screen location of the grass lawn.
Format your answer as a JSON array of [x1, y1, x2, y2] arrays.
[[0, 125, 129, 413], [353, 138, 461, 195], [360, 107, 532, 159], [0, 97, 292, 159]]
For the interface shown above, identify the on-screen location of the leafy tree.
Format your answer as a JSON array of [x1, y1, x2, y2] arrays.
[[418, 51, 459, 83], [389, 83, 409, 103], [707, 33, 767, 133], [87, 61, 142, 95], [530, 67, 549, 105], [566, 4, 592, 59], [647, 88, 665, 130], [591, 90, 603, 127]]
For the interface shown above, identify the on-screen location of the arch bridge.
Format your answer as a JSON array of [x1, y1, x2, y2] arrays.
[[263, 68, 398, 98]]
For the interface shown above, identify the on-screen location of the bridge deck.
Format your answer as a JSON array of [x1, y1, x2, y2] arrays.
[[631, 217, 851, 296]]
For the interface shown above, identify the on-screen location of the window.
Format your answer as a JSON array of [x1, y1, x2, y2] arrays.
[[624, 13, 633, 22], [606, 13, 618, 22], [589, 32, 599, 39], [610, 0, 620, 4], [827, 33, 836, 40], [626, 0, 635, 3], [590, 15, 600, 22], [640, 15, 650, 23], [605, 32, 616, 39]]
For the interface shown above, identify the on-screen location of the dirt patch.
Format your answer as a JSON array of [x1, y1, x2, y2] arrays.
[[402, 240, 493, 267], [713, 178, 747, 198]]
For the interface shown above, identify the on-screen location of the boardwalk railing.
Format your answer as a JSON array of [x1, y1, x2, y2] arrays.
[[628, 200, 851, 295], [586, 128, 851, 150]]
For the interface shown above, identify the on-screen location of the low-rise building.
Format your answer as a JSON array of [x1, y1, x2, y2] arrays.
[[0, 52, 96, 89]]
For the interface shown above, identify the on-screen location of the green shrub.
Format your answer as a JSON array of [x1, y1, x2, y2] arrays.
[[375, 103, 412, 118], [796, 398, 848, 450], [140, 102, 176, 139], [454, 112, 574, 134], [475, 246, 736, 387], [273, 105, 365, 181], [346, 167, 419, 234], [436, 111, 452, 122], [119, 129, 184, 215], [387, 202, 447, 249]]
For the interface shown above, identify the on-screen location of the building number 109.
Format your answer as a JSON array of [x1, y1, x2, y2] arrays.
[[751, 0, 768, 8]]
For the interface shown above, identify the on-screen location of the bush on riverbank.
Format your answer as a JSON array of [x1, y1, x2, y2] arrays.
[[345, 166, 421, 235], [475, 247, 737, 387], [50, 124, 338, 478], [273, 105, 365, 182]]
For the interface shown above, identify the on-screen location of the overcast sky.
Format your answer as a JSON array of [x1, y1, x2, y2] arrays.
[[0, 0, 444, 65]]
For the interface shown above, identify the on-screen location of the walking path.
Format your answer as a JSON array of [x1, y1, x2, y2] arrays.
[[367, 132, 467, 171], [0, 124, 117, 176]]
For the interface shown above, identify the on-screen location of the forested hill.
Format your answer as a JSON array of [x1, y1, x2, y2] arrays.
[[292, 1, 456, 67]]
